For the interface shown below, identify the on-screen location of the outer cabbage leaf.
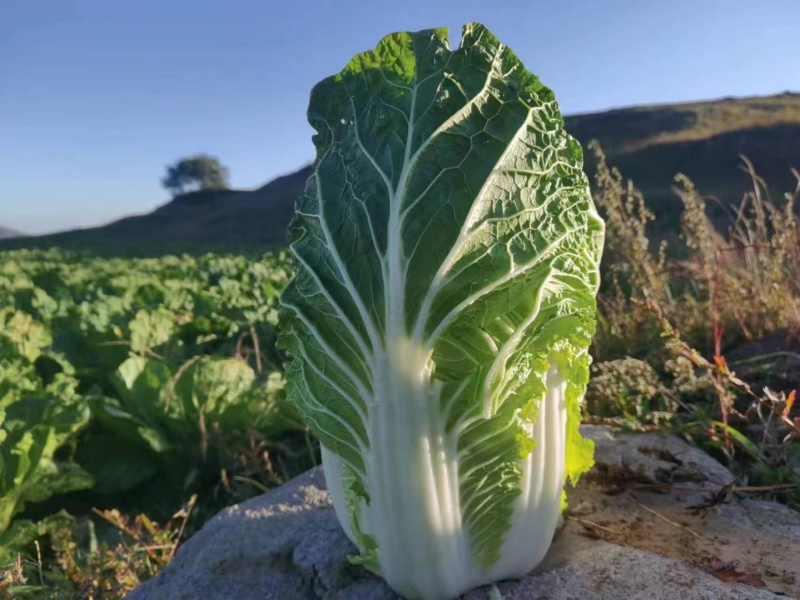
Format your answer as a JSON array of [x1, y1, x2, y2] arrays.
[[0, 377, 92, 539], [279, 22, 603, 600]]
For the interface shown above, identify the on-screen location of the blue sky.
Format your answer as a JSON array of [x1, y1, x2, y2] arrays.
[[1, 0, 798, 235]]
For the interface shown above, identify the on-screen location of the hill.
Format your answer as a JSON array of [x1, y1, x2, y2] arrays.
[[4, 92, 799, 256], [0, 168, 311, 255], [570, 91, 800, 228], [0, 227, 23, 240]]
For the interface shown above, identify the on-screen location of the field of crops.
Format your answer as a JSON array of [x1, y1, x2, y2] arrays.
[[0, 249, 316, 584]]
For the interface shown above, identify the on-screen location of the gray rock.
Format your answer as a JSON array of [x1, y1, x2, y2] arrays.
[[127, 427, 799, 600], [582, 424, 733, 487], [464, 541, 781, 600], [126, 468, 395, 600]]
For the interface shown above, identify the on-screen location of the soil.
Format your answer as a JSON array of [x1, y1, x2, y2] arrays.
[[562, 456, 800, 596]]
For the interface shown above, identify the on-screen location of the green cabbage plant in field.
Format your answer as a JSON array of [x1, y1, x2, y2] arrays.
[[0, 309, 92, 562], [279, 22, 604, 600], [82, 354, 299, 495], [0, 252, 301, 563]]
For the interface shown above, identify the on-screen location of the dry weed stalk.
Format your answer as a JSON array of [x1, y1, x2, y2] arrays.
[[588, 142, 800, 506]]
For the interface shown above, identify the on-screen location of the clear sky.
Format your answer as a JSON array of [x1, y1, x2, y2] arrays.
[[1, 0, 798, 235]]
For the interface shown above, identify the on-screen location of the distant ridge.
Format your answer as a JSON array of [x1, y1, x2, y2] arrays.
[[4, 92, 799, 255], [0, 226, 23, 240]]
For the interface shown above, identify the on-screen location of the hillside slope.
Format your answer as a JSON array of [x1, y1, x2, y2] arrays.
[[5, 92, 799, 255], [1, 168, 311, 254], [0, 227, 23, 240], [100, 165, 310, 246], [571, 92, 800, 226]]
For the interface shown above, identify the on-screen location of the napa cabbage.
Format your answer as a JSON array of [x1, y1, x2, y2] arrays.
[[278, 22, 604, 600]]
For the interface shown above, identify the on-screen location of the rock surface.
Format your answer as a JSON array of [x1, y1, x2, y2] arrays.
[[127, 427, 799, 600]]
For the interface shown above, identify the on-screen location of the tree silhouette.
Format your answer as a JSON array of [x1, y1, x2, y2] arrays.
[[162, 155, 230, 196]]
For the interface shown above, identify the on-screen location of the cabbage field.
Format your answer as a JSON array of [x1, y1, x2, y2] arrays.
[[0, 249, 314, 585]]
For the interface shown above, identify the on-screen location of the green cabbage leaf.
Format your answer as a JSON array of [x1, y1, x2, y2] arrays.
[[279, 22, 604, 600]]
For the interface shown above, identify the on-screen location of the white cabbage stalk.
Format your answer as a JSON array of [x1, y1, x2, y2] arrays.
[[279, 21, 603, 600], [323, 365, 568, 600]]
